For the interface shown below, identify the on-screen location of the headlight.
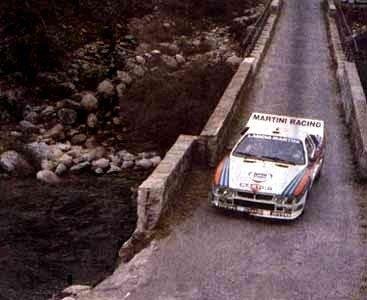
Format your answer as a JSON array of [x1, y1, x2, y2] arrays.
[[275, 196, 299, 205], [213, 186, 234, 198]]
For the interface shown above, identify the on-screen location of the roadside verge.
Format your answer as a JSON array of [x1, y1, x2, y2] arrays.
[[325, 0, 367, 178]]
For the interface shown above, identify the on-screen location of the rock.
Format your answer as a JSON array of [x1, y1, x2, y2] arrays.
[[0, 151, 33, 175], [175, 54, 186, 65], [61, 297, 76, 300], [94, 167, 104, 175], [70, 161, 90, 173], [87, 113, 98, 128], [81, 93, 98, 111], [58, 108, 78, 125], [151, 49, 161, 56], [19, 120, 38, 132], [112, 117, 121, 126], [55, 163, 68, 175], [92, 158, 110, 169], [132, 65, 145, 77], [24, 111, 39, 123], [67, 146, 83, 158], [85, 136, 98, 149], [63, 99, 81, 110], [97, 79, 115, 98], [59, 154, 73, 167], [25, 142, 63, 164], [116, 83, 126, 99], [71, 133, 87, 145], [150, 156, 162, 167], [95, 146, 106, 159], [80, 150, 97, 162], [121, 160, 134, 169], [161, 55, 178, 70], [159, 42, 180, 55], [41, 106, 56, 119], [44, 124, 64, 139], [36, 170, 60, 184], [63, 285, 91, 296], [41, 159, 55, 170], [116, 71, 133, 85], [226, 54, 243, 67], [117, 151, 135, 161], [136, 55, 146, 65], [135, 158, 153, 169], [107, 165, 122, 173], [55, 142, 71, 152]]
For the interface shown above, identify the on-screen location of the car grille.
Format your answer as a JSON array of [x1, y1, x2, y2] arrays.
[[237, 191, 274, 201], [233, 199, 275, 211]]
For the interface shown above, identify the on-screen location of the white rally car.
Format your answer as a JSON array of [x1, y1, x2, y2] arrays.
[[210, 112, 325, 220]]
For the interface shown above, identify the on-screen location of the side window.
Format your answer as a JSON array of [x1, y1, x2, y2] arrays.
[[305, 137, 315, 156], [310, 134, 320, 148]]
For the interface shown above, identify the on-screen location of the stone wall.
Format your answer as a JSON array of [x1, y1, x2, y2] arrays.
[[326, 0, 367, 178]]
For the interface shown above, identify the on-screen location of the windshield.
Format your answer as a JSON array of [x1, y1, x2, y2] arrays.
[[233, 134, 305, 165]]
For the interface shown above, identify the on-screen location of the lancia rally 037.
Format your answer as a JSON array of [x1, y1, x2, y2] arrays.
[[209, 112, 325, 220]]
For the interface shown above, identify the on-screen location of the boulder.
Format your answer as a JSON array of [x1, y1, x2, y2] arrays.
[[161, 55, 178, 70], [116, 71, 133, 85], [226, 54, 243, 67], [81, 93, 98, 111], [70, 161, 90, 173], [25, 142, 63, 165], [175, 54, 186, 65], [43, 124, 64, 139], [121, 160, 134, 169], [107, 165, 122, 173], [150, 156, 162, 167], [136, 55, 146, 65], [87, 113, 98, 128], [135, 158, 153, 169], [55, 163, 68, 175], [132, 65, 145, 78], [92, 158, 110, 169], [19, 120, 38, 132], [71, 134, 87, 145], [59, 154, 73, 167], [97, 79, 115, 98], [58, 108, 78, 125], [36, 170, 60, 184], [41, 159, 55, 170], [0, 151, 33, 175], [116, 83, 126, 99]]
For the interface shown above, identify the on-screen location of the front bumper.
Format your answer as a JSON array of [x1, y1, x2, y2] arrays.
[[209, 190, 306, 220]]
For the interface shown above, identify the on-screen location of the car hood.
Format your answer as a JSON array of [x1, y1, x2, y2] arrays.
[[228, 156, 306, 195]]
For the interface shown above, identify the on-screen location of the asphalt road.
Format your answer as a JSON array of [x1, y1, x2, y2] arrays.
[[82, 0, 367, 299]]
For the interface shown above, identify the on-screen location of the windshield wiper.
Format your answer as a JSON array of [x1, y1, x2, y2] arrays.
[[257, 155, 296, 165], [236, 152, 261, 159]]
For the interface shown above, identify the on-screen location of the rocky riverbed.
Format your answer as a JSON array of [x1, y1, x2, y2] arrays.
[[0, 1, 265, 299]]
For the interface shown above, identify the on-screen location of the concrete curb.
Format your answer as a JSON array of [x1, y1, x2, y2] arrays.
[[200, 0, 282, 167], [325, 0, 367, 178]]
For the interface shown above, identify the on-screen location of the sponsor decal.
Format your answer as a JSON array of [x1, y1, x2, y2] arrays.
[[240, 182, 272, 191], [252, 113, 322, 128], [249, 171, 273, 183]]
